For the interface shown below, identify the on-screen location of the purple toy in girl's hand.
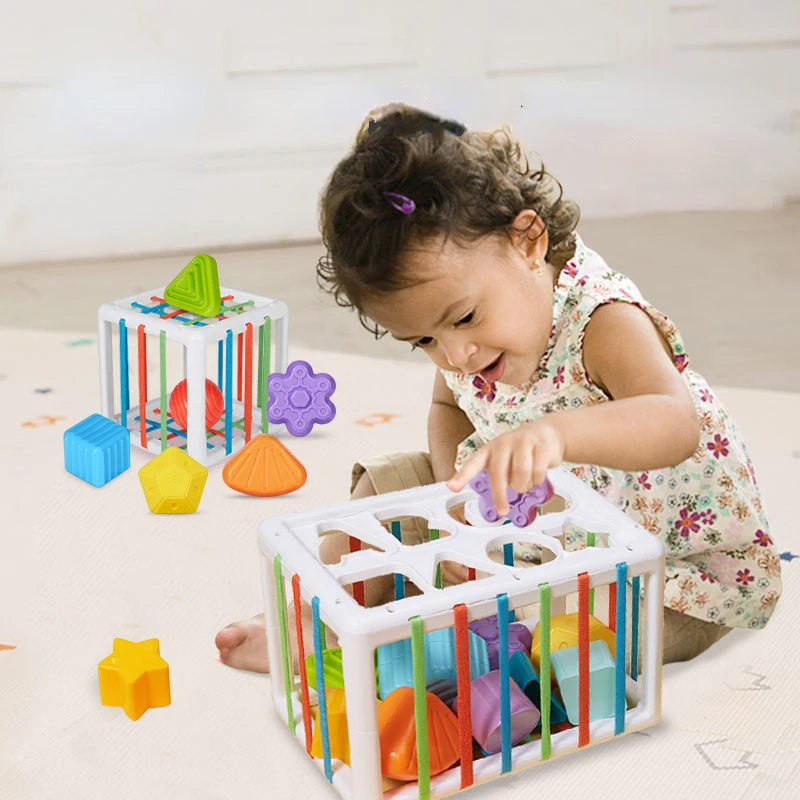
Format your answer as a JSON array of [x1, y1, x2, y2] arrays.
[[468, 469, 554, 527]]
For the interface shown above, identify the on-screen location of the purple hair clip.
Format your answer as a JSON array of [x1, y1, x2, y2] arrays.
[[383, 191, 416, 215]]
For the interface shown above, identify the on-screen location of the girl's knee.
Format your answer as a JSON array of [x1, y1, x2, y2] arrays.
[[351, 470, 377, 500], [319, 531, 352, 565]]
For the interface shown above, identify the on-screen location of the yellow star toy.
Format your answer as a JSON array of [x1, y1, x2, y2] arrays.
[[98, 638, 171, 720]]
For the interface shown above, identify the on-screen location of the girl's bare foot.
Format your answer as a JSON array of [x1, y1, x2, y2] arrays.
[[215, 614, 270, 673]]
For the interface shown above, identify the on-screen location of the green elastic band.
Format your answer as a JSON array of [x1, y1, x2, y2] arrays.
[[539, 583, 552, 760], [410, 616, 430, 800], [586, 532, 596, 614], [274, 555, 295, 734], [257, 321, 264, 409], [260, 316, 271, 433], [429, 529, 442, 588]]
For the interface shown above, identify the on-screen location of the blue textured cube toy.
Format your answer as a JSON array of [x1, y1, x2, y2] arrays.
[[64, 413, 130, 487]]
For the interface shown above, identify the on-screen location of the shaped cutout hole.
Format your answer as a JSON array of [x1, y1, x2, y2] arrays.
[[485, 537, 561, 569], [563, 524, 610, 552], [342, 569, 426, 608], [430, 558, 497, 589], [317, 527, 386, 567], [378, 514, 452, 547], [540, 492, 569, 515], [445, 500, 469, 526]]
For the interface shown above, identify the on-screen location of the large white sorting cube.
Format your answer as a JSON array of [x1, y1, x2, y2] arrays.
[[259, 467, 665, 799]]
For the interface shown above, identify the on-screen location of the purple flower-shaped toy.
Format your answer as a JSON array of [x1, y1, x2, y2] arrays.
[[469, 469, 554, 527], [468, 614, 533, 671], [267, 360, 336, 436]]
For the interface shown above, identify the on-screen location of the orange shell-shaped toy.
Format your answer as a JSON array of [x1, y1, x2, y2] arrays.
[[378, 686, 461, 781], [222, 434, 306, 497]]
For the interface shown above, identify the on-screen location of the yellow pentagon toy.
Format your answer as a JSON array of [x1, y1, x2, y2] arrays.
[[138, 446, 208, 514], [98, 638, 171, 720], [530, 612, 616, 669]]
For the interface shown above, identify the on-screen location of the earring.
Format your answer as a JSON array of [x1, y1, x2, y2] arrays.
[[534, 258, 545, 277]]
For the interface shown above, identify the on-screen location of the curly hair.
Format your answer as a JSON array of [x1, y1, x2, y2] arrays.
[[316, 103, 581, 337]]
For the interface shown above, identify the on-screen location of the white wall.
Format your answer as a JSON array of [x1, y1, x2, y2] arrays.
[[1, 0, 798, 265]]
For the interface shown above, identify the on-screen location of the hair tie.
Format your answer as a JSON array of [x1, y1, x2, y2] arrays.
[[383, 192, 416, 215]]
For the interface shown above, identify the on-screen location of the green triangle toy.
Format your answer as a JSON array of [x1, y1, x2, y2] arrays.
[[164, 254, 221, 318]]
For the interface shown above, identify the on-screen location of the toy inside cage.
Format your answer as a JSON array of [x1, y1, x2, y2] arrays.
[[258, 468, 665, 800], [97, 286, 288, 467]]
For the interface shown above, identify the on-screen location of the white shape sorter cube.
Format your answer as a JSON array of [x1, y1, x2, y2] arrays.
[[98, 286, 288, 467], [259, 467, 665, 800]]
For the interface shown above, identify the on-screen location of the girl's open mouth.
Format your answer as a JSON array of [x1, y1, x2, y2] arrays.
[[479, 353, 505, 383]]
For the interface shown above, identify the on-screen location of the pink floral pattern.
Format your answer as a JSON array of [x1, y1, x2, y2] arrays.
[[707, 434, 730, 460], [443, 234, 782, 630], [472, 375, 497, 403]]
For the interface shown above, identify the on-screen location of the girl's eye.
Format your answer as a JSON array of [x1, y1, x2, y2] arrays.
[[411, 336, 434, 351], [456, 311, 474, 326]]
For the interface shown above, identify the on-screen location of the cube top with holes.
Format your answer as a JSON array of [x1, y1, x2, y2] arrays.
[[97, 286, 289, 467], [258, 466, 665, 800]]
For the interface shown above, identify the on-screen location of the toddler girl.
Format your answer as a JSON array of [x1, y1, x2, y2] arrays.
[[215, 103, 781, 672]]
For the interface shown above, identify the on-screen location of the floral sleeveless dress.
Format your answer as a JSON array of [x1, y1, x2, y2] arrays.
[[442, 234, 781, 630]]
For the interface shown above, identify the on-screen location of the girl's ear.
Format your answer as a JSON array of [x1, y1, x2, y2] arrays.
[[510, 209, 549, 266]]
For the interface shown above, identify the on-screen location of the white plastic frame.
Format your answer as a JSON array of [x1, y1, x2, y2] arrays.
[[259, 467, 665, 800]]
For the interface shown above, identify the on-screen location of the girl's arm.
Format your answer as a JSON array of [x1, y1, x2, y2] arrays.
[[447, 302, 700, 513], [428, 370, 475, 483], [552, 300, 700, 468]]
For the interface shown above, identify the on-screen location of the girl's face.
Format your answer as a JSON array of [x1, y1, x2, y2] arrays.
[[362, 214, 557, 387]]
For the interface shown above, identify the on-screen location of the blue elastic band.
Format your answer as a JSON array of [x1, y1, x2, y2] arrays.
[[631, 575, 640, 681], [497, 593, 512, 773], [225, 330, 233, 454], [312, 597, 332, 781], [390, 520, 404, 600], [615, 563, 628, 734], [119, 319, 129, 428]]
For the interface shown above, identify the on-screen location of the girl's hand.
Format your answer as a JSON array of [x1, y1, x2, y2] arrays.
[[446, 420, 565, 516]]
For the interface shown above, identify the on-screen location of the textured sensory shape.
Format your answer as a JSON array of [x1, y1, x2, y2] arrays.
[[311, 687, 351, 764], [222, 434, 306, 497], [168, 378, 225, 431], [63, 413, 130, 487], [377, 686, 460, 781], [468, 613, 533, 671], [138, 446, 208, 514], [163, 253, 221, 317], [98, 638, 170, 721], [551, 640, 617, 725], [376, 627, 489, 704], [452, 670, 540, 754], [267, 360, 336, 436], [530, 612, 616, 670], [508, 650, 568, 724], [305, 647, 345, 690], [469, 469, 554, 527]]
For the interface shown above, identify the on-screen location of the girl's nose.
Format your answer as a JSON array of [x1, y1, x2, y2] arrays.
[[443, 339, 477, 370]]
